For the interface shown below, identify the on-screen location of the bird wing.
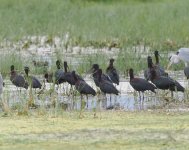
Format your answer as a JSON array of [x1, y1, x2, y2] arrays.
[[100, 81, 119, 95], [178, 48, 189, 62], [107, 69, 119, 85], [130, 78, 156, 92], [76, 81, 96, 96], [32, 76, 42, 88]]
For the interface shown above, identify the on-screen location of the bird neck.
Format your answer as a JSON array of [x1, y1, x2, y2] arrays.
[[150, 70, 157, 80], [72, 72, 78, 82], [98, 71, 102, 82], [155, 55, 159, 64], [10, 70, 16, 76], [107, 63, 114, 70], [129, 72, 134, 80], [64, 64, 68, 72]]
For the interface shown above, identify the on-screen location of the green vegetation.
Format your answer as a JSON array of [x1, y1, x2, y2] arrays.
[[0, 0, 188, 74], [0, 111, 189, 149], [0, 0, 188, 47]]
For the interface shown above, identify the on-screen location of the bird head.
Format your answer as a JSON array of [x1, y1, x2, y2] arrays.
[[154, 50, 159, 56], [24, 66, 30, 75], [10, 65, 14, 71], [56, 60, 61, 66]]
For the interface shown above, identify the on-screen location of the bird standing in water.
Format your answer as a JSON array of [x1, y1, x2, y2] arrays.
[[89, 64, 111, 87], [129, 68, 156, 107], [150, 68, 184, 97], [98, 69, 119, 108], [72, 71, 96, 110]]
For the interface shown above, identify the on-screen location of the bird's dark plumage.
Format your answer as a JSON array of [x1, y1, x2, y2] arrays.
[[150, 69, 184, 92], [106, 58, 119, 85], [90, 64, 112, 87], [72, 71, 96, 96], [63, 61, 84, 85], [130, 68, 156, 93], [24, 66, 42, 89], [10, 65, 28, 89], [98, 69, 119, 95], [154, 50, 168, 77]]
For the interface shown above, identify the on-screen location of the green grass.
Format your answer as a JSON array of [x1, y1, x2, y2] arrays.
[[0, 0, 189, 47], [0, 111, 189, 149], [0, 0, 188, 74]]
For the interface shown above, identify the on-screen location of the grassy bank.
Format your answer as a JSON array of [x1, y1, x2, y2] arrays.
[[0, 111, 189, 149], [0, 0, 189, 47]]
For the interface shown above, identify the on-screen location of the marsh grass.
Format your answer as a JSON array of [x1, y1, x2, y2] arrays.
[[0, 0, 189, 47]]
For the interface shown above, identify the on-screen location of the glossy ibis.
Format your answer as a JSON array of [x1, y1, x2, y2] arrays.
[[63, 61, 84, 86], [129, 68, 156, 94], [144, 56, 153, 81], [44, 60, 65, 85], [98, 69, 119, 108], [106, 58, 119, 85], [54, 60, 65, 84], [10, 65, 28, 89], [24, 66, 42, 89], [150, 69, 184, 94], [144, 55, 167, 81], [72, 71, 96, 109], [130, 68, 156, 108], [89, 64, 111, 87], [154, 50, 168, 76]]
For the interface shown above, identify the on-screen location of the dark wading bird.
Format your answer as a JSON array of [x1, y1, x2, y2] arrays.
[[24, 66, 42, 89], [144, 56, 153, 81], [44, 60, 65, 85], [150, 69, 184, 97], [106, 58, 119, 85], [63, 61, 84, 86], [10, 65, 28, 90], [129, 68, 156, 107], [154, 50, 168, 77], [72, 71, 96, 109], [98, 69, 119, 107], [89, 64, 112, 87]]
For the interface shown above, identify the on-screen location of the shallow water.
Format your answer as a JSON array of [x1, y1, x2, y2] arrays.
[[1, 75, 185, 111]]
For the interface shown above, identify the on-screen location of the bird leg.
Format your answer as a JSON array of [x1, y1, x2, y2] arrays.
[[142, 92, 145, 110], [109, 94, 112, 106], [86, 95, 89, 109], [138, 92, 141, 110], [79, 94, 84, 118]]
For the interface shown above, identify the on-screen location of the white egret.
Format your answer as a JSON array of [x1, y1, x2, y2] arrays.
[[168, 48, 189, 79], [168, 48, 189, 69]]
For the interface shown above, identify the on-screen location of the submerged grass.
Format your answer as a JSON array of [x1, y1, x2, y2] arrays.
[[0, 111, 189, 149]]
